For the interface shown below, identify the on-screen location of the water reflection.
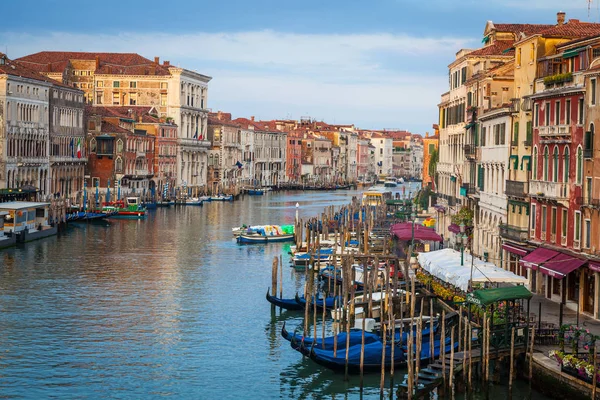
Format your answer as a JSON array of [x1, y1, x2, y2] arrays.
[[0, 188, 549, 399]]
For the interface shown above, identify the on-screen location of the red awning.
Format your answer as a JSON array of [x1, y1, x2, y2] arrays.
[[448, 223, 460, 234], [519, 247, 559, 270], [391, 223, 443, 242], [502, 243, 529, 257], [589, 261, 600, 273], [539, 253, 586, 279]]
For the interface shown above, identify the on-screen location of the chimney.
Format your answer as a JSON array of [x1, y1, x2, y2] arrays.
[[163, 61, 170, 66], [570, 19, 580, 23], [47, 63, 52, 72], [154, 56, 160, 64], [95, 55, 100, 69], [425, 131, 429, 138], [557, 11, 566, 26], [251, 116, 255, 121], [217, 111, 222, 120]]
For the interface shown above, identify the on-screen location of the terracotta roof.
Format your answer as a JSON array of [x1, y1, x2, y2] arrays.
[[468, 40, 515, 57], [232, 117, 264, 131], [542, 20, 600, 39], [492, 24, 554, 36], [16, 51, 171, 76], [0, 53, 74, 88], [100, 120, 131, 135], [208, 116, 240, 128], [87, 105, 162, 124]]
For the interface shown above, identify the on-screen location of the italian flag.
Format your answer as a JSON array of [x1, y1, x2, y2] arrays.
[[77, 138, 82, 159]]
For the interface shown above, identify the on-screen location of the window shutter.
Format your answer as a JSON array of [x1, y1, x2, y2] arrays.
[[514, 122, 519, 143], [526, 121, 532, 142]]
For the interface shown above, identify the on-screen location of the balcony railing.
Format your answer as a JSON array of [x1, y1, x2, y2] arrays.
[[523, 139, 532, 147], [499, 224, 529, 242], [584, 148, 593, 159], [529, 180, 569, 201], [509, 98, 520, 113], [538, 125, 571, 137], [505, 180, 528, 198], [521, 97, 532, 112], [511, 140, 518, 147], [463, 144, 477, 159]]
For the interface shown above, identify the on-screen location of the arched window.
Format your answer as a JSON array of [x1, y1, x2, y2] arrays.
[[208, 154, 213, 166], [533, 146, 538, 179], [563, 147, 570, 183], [543, 146, 549, 181], [553, 146, 559, 182], [116, 139, 123, 153], [90, 138, 97, 153], [577, 145, 583, 184], [115, 157, 123, 173]]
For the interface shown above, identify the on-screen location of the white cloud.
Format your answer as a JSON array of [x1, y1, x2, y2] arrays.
[[0, 30, 471, 131]]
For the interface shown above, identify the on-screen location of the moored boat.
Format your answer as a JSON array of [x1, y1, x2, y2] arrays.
[[236, 225, 295, 244], [102, 197, 147, 218], [185, 198, 203, 206], [247, 189, 264, 195], [209, 194, 233, 201], [265, 290, 304, 310]]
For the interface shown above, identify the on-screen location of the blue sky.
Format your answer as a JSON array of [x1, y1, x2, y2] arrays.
[[1, 0, 597, 133]]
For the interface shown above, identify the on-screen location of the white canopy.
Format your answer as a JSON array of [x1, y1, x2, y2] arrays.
[[418, 248, 527, 291]]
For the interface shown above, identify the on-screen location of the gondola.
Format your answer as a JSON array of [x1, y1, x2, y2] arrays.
[[306, 335, 456, 373], [294, 293, 341, 310], [265, 290, 304, 310]]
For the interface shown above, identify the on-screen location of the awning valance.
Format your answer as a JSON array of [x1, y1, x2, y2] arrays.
[[519, 247, 559, 270], [589, 261, 600, 273], [467, 286, 532, 306], [539, 253, 586, 279], [562, 47, 586, 59], [502, 243, 529, 257], [465, 122, 476, 130]]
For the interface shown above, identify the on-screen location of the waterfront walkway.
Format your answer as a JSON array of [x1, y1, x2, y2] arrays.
[[529, 293, 600, 336]]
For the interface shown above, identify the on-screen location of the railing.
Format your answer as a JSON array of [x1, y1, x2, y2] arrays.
[[506, 180, 528, 198], [511, 140, 518, 146], [529, 180, 569, 200], [538, 125, 571, 137], [523, 139, 532, 147], [464, 144, 477, 159], [584, 148, 593, 159], [499, 224, 529, 242], [510, 98, 520, 113], [522, 97, 532, 112], [448, 196, 456, 207]]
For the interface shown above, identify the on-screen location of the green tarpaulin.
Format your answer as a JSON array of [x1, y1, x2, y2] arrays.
[[562, 47, 586, 59], [467, 285, 532, 306]]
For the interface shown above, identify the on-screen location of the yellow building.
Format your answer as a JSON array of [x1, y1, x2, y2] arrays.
[[422, 128, 439, 188]]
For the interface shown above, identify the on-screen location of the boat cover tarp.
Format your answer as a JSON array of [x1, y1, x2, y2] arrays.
[[418, 248, 528, 291], [467, 286, 532, 307]]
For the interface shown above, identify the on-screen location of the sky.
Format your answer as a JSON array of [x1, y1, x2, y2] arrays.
[[1, 0, 598, 133]]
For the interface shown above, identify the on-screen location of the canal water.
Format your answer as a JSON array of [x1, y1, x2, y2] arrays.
[[0, 188, 550, 399]]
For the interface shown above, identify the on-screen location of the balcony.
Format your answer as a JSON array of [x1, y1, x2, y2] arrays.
[[463, 144, 477, 160], [523, 139, 532, 147], [521, 97, 532, 112], [505, 180, 528, 199], [584, 148, 593, 159], [509, 98, 520, 113], [511, 140, 518, 147], [529, 180, 569, 204], [538, 125, 571, 138], [499, 224, 529, 242]]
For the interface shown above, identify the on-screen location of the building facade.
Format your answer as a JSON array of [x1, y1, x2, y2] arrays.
[[49, 84, 87, 199], [0, 53, 55, 197]]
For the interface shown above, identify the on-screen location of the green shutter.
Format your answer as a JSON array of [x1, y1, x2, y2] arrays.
[[474, 124, 479, 146], [514, 121, 519, 143], [526, 121, 532, 142], [477, 165, 484, 189]]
